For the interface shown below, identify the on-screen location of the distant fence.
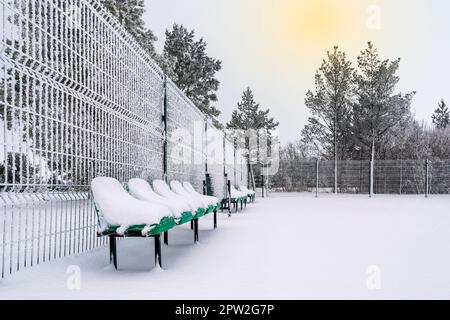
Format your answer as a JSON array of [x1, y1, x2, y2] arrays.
[[271, 159, 450, 195], [0, 0, 248, 277]]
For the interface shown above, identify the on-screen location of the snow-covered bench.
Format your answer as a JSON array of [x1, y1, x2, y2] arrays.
[[182, 181, 221, 228], [153, 179, 208, 243], [239, 185, 256, 202], [91, 177, 176, 269], [230, 185, 249, 212], [128, 178, 195, 245]]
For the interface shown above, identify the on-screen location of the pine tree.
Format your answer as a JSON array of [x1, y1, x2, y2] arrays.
[[101, 0, 157, 57], [227, 87, 279, 164], [227, 87, 279, 132], [432, 99, 449, 129], [353, 42, 415, 194], [300, 46, 353, 192], [163, 24, 222, 121]]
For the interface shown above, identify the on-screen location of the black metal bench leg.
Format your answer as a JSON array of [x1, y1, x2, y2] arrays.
[[164, 231, 168, 245], [194, 219, 199, 243], [213, 211, 217, 229], [109, 235, 118, 270], [235, 201, 238, 213], [190, 220, 194, 230], [154, 234, 162, 268], [240, 200, 243, 210], [109, 235, 113, 264]]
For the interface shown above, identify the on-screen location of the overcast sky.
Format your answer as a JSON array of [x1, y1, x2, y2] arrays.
[[143, 0, 450, 145]]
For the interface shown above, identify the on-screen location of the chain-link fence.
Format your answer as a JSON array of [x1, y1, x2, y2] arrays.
[[0, 0, 248, 278], [270, 159, 450, 195]]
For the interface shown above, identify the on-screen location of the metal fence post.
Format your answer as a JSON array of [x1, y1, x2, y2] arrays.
[[227, 178, 232, 216], [234, 138, 237, 185], [162, 76, 168, 182], [316, 159, 319, 198], [204, 121, 208, 174], [425, 159, 429, 198], [370, 159, 373, 197], [399, 159, 403, 195], [261, 166, 265, 198], [334, 158, 338, 194]]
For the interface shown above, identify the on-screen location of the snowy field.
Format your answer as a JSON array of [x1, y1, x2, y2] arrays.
[[0, 193, 450, 300]]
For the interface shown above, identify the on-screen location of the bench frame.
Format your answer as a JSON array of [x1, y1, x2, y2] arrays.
[[105, 233, 162, 270], [93, 183, 220, 271]]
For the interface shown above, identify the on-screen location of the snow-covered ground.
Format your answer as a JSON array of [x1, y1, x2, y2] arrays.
[[1, 193, 450, 299]]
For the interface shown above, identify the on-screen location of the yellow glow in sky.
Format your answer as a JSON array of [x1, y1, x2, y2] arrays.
[[282, 1, 345, 40], [263, 0, 365, 62]]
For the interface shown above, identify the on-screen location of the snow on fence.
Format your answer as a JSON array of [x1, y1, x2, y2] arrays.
[[271, 159, 450, 195], [0, 0, 248, 278]]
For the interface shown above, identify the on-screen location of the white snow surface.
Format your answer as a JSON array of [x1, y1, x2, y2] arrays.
[[91, 177, 172, 229], [128, 178, 189, 217], [2, 193, 450, 299], [183, 181, 219, 206]]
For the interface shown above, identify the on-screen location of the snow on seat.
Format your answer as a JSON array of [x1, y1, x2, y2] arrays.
[[153, 180, 206, 218], [91, 177, 175, 236], [230, 185, 248, 201], [128, 178, 192, 221], [239, 185, 256, 196], [170, 181, 210, 216], [183, 181, 220, 211]]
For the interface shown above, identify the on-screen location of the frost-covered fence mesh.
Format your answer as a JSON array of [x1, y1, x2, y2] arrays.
[[317, 161, 334, 192], [338, 160, 370, 194], [373, 160, 448, 194], [271, 159, 450, 194], [235, 148, 244, 186], [166, 80, 206, 191], [0, 0, 165, 277], [206, 122, 226, 199], [0, 0, 248, 278], [429, 160, 450, 194], [224, 138, 235, 187]]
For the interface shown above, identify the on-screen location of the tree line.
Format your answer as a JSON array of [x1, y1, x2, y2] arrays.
[[269, 43, 450, 193], [295, 42, 450, 162]]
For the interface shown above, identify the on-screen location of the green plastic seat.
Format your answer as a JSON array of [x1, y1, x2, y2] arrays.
[[176, 211, 195, 225], [205, 204, 214, 214], [193, 207, 207, 219], [99, 215, 176, 237]]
